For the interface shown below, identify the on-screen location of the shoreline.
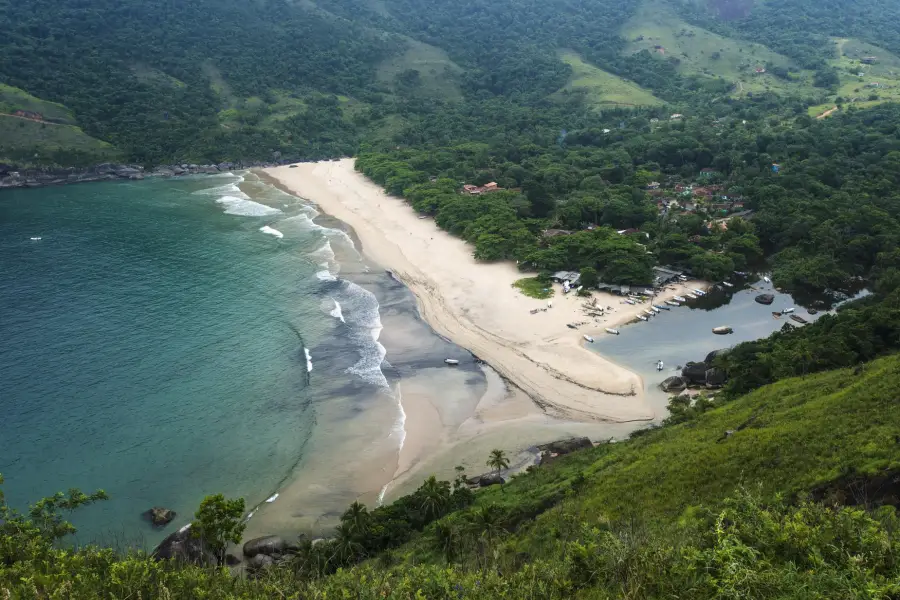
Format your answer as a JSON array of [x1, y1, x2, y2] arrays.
[[261, 160, 704, 424], [245, 160, 708, 532]]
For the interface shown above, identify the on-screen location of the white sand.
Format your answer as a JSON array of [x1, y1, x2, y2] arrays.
[[264, 159, 702, 423], [248, 159, 708, 527]]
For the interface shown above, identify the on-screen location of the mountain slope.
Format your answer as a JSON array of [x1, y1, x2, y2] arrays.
[[554, 50, 665, 108]]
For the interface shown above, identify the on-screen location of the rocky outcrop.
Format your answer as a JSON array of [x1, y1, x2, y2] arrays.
[[661, 376, 688, 392], [537, 437, 593, 465], [243, 535, 292, 559], [152, 525, 216, 566], [477, 473, 505, 487], [144, 506, 176, 527], [754, 293, 775, 305], [704, 348, 729, 364], [0, 161, 275, 191], [705, 368, 727, 387], [247, 554, 275, 571], [681, 361, 709, 384]]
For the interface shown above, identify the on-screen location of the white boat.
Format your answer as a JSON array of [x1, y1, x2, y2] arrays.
[[722, 281, 734, 288], [782, 307, 795, 314], [686, 293, 697, 299], [605, 328, 619, 335], [637, 315, 647, 321], [625, 299, 636, 305], [656, 360, 664, 371], [763, 276, 771, 283], [650, 306, 660, 314], [665, 300, 680, 307], [644, 309, 655, 317], [444, 359, 459, 365], [583, 334, 594, 343], [673, 295, 686, 302], [29, 236, 42, 241], [654, 304, 669, 311], [712, 326, 733, 335], [692, 288, 706, 296]]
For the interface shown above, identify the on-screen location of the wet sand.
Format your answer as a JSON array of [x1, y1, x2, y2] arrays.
[[243, 160, 705, 538]]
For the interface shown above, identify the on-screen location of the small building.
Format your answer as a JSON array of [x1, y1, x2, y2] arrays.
[[551, 271, 581, 285], [646, 181, 661, 190], [653, 266, 683, 285], [699, 168, 719, 178], [670, 113, 684, 120], [462, 182, 503, 195], [861, 56, 878, 64]]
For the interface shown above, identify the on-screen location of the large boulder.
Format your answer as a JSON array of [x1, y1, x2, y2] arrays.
[[705, 368, 727, 387], [144, 506, 176, 527], [243, 535, 288, 558], [247, 554, 274, 572], [152, 525, 216, 566], [661, 376, 687, 392], [478, 473, 505, 487], [681, 361, 709, 384], [755, 293, 775, 305], [704, 348, 730, 364]]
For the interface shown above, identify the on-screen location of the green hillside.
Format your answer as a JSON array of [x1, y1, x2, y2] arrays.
[[3, 352, 898, 597], [554, 50, 665, 108], [0, 84, 76, 124], [0, 115, 119, 166], [622, 0, 816, 97], [377, 38, 464, 101], [808, 38, 900, 117]]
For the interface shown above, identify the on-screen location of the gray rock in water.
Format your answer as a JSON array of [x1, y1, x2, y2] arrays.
[[755, 293, 775, 305], [705, 368, 727, 387], [478, 473, 505, 487], [661, 376, 687, 392], [681, 361, 709, 384], [144, 506, 176, 527], [243, 535, 287, 558]]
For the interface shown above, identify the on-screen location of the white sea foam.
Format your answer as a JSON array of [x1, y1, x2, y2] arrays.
[[259, 225, 284, 238], [376, 383, 408, 507], [330, 298, 345, 323], [316, 267, 337, 282], [304, 348, 313, 373], [216, 195, 282, 217], [309, 239, 336, 262], [341, 281, 389, 388], [193, 177, 248, 198], [265, 493, 280, 503]]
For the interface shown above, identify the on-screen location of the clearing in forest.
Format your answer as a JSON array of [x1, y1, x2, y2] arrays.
[[621, 0, 815, 97], [554, 50, 665, 108], [808, 38, 900, 116], [377, 38, 464, 102]]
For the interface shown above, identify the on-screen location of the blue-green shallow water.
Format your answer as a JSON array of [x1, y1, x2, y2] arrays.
[[0, 174, 340, 547]]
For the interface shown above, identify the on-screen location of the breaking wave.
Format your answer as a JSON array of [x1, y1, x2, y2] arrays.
[[216, 196, 282, 217], [259, 225, 284, 238], [330, 298, 345, 323]]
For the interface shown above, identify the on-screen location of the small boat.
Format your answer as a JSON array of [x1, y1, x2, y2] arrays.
[[656, 360, 664, 371], [625, 299, 636, 305], [583, 334, 594, 343], [567, 323, 577, 329], [418, 215, 428, 219], [444, 359, 459, 365], [637, 315, 647, 321], [605, 328, 619, 335], [673, 295, 686, 302], [712, 326, 733, 335], [30, 236, 42, 241], [790, 315, 808, 324], [686, 293, 697, 299], [665, 300, 680, 307], [692, 288, 706, 296], [721, 281, 734, 288], [644, 309, 655, 317], [772, 311, 782, 318], [654, 304, 670, 311], [782, 307, 795, 314], [763, 276, 771, 283], [650, 306, 660, 314]]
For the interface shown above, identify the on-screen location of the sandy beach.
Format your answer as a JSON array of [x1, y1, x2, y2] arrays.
[[243, 158, 706, 535]]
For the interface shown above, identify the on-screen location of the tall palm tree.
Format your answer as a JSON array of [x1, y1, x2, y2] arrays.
[[340, 500, 370, 536], [333, 522, 364, 563], [419, 475, 451, 521], [486, 449, 510, 475]]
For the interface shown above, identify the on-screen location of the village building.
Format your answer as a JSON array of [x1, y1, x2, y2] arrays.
[[550, 271, 580, 285], [462, 181, 502, 195], [645, 181, 661, 190], [652, 266, 683, 285]]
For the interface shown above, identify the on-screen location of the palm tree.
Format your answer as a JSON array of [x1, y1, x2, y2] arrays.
[[333, 522, 364, 563], [419, 475, 451, 521], [486, 449, 510, 475], [340, 500, 370, 536]]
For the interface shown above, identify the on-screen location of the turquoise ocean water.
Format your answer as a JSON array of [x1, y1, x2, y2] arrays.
[[0, 172, 416, 547]]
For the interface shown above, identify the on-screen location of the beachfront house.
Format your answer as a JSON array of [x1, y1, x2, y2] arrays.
[[653, 266, 683, 286], [550, 271, 581, 286]]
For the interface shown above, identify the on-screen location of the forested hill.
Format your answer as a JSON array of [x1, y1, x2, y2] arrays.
[[4, 0, 900, 167]]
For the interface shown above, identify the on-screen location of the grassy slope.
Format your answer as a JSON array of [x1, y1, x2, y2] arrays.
[[554, 50, 665, 107], [622, 0, 816, 97], [401, 353, 900, 562], [808, 38, 900, 117], [377, 38, 464, 101], [0, 83, 76, 124]]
